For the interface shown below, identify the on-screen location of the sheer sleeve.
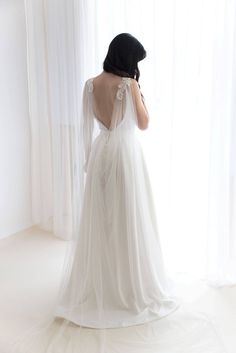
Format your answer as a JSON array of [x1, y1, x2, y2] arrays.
[[82, 79, 94, 173]]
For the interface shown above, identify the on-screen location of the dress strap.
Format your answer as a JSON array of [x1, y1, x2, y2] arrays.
[[86, 78, 94, 93], [116, 77, 131, 100]]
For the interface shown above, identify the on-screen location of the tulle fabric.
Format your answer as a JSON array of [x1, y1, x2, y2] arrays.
[[8, 77, 227, 353]]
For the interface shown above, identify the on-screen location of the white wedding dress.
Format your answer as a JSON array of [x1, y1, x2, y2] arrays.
[[9, 76, 227, 353], [54, 76, 180, 328]]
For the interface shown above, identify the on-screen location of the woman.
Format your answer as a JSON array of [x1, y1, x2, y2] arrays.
[[54, 32, 180, 329], [11, 33, 180, 353], [11, 33, 228, 353]]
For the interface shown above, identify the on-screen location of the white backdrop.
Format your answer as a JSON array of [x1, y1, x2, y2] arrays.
[[24, 0, 236, 285], [0, 0, 32, 238]]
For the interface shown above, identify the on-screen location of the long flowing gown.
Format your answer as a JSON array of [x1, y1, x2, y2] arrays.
[[54, 76, 180, 328], [9, 76, 227, 353]]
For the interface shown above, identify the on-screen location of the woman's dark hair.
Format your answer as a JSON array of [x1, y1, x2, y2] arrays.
[[103, 33, 146, 82]]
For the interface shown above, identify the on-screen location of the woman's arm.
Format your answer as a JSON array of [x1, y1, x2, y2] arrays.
[[130, 79, 149, 130]]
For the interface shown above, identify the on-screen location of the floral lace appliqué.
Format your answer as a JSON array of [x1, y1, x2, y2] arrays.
[[116, 77, 131, 100], [87, 78, 94, 93]]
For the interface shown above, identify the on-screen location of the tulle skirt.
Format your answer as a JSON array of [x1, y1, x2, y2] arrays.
[[9, 129, 227, 353], [54, 127, 180, 328]]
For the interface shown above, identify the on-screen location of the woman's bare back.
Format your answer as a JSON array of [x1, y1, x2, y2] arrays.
[[92, 71, 149, 130], [92, 71, 124, 129]]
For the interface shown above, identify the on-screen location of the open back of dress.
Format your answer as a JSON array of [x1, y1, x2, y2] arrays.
[[91, 75, 127, 130]]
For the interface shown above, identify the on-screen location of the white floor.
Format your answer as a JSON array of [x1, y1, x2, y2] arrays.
[[0, 227, 236, 353]]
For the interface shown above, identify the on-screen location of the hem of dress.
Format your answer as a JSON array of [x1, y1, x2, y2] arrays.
[[54, 301, 181, 329]]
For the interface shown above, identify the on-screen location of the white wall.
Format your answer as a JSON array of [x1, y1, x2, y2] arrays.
[[0, 0, 32, 238]]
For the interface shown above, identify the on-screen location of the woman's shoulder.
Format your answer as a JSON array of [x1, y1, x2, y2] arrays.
[[84, 77, 94, 92], [84, 73, 138, 93], [129, 79, 141, 99], [129, 78, 139, 88]]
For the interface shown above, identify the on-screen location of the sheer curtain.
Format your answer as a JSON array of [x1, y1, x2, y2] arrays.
[[24, 0, 98, 240], [24, 0, 236, 285]]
